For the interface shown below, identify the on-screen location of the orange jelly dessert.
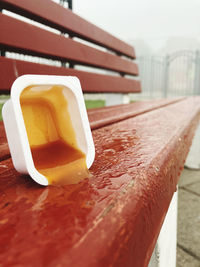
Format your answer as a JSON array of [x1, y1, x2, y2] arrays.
[[20, 84, 89, 185]]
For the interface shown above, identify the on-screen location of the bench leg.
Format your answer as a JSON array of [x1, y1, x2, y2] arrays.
[[148, 190, 178, 267], [185, 123, 200, 169]]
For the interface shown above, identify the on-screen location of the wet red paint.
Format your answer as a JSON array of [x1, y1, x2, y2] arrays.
[[87, 97, 185, 129], [0, 98, 184, 161], [0, 123, 9, 161], [0, 97, 200, 267], [0, 0, 135, 59]]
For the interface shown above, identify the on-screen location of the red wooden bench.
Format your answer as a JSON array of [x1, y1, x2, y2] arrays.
[[0, 1, 200, 266]]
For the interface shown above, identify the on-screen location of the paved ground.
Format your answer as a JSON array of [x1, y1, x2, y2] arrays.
[[177, 168, 200, 267]]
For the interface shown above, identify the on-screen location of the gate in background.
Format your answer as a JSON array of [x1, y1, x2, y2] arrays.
[[137, 50, 200, 99]]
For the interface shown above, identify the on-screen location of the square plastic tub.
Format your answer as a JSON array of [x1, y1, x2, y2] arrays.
[[2, 75, 95, 186]]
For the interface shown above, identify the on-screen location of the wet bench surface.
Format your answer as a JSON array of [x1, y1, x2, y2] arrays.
[[1, 97, 200, 267], [1, 1, 200, 266]]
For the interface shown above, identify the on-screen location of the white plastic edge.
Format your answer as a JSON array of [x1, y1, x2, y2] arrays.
[[3, 75, 95, 186]]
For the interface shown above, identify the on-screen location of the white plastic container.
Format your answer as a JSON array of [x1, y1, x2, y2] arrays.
[[2, 75, 95, 186]]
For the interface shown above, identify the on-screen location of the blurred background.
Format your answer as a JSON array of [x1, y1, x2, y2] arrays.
[[73, 0, 200, 100]]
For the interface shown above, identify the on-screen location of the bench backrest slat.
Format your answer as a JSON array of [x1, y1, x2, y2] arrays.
[[0, 57, 141, 94], [0, 14, 138, 75], [0, 0, 135, 59], [0, 0, 141, 94]]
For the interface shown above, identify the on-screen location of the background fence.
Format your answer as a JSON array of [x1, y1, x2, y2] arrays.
[[136, 50, 200, 100]]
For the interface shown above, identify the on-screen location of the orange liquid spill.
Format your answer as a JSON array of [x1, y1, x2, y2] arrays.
[[20, 84, 89, 185]]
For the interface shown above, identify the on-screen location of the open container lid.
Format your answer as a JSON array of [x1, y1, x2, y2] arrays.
[[2, 75, 95, 186]]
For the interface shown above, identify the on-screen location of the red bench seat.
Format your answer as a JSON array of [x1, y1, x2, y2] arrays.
[[0, 97, 200, 267]]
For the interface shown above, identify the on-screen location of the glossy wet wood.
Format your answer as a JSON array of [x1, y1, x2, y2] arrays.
[[0, 14, 138, 75], [87, 97, 185, 129], [1, 98, 200, 266], [0, 0, 135, 58], [0, 99, 184, 161], [0, 122, 9, 161], [0, 57, 141, 94], [0, 0, 140, 96]]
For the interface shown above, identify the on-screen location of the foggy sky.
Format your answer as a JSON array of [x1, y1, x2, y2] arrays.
[[73, 0, 200, 49]]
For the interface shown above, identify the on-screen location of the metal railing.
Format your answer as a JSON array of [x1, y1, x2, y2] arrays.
[[137, 50, 200, 99]]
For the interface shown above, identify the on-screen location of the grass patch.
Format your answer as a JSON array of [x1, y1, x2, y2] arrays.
[[0, 95, 9, 121], [85, 100, 105, 109], [0, 103, 4, 121], [0, 95, 9, 100]]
